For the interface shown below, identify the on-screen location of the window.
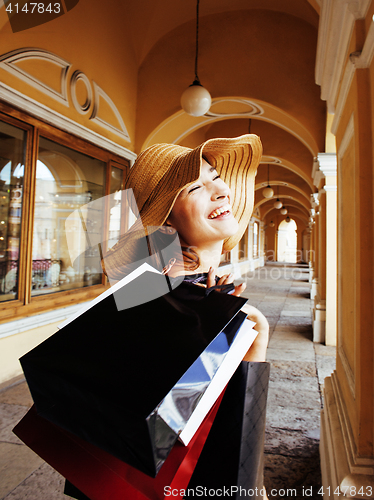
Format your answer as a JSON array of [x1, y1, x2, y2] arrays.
[[239, 227, 248, 261], [0, 102, 129, 319], [0, 121, 26, 302], [32, 137, 106, 295], [253, 221, 259, 258]]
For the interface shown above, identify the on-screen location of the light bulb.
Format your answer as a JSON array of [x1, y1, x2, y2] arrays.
[[269, 221, 275, 227], [262, 186, 274, 198], [274, 199, 282, 209], [181, 81, 211, 116], [280, 208, 287, 215]]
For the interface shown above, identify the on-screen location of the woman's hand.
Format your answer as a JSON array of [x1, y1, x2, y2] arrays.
[[206, 267, 246, 296], [205, 268, 269, 361], [241, 304, 269, 362]]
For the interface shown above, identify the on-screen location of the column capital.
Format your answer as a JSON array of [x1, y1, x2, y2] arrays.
[[313, 153, 337, 190], [317, 152, 337, 177]]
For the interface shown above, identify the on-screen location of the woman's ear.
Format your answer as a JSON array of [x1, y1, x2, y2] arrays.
[[158, 224, 176, 235]]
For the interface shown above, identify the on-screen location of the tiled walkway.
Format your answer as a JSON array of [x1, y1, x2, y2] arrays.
[[0, 263, 336, 499]]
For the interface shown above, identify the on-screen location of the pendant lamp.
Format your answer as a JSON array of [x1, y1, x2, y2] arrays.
[[280, 207, 287, 215], [181, 0, 212, 116], [273, 186, 282, 209], [262, 165, 274, 198]]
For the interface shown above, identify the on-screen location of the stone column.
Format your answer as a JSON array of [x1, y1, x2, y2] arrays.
[[319, 153, 337, 346], [312, 153, 337, 345], [310, 194, 319, 302]]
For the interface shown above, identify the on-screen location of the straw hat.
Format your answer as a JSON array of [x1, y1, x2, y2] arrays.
[[103, 134, 262, 280]]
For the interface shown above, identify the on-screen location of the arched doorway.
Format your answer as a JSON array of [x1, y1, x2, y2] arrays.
[[277, 218, 297, 263]]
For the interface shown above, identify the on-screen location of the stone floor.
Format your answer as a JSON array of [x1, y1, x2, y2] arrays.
[[240, 263, 336, 500], [0, 263, 336, 499]]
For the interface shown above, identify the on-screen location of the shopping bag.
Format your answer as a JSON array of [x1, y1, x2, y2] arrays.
[[186, 361, 270, 497], [13, 390, 225, 500], [19, 267, 255, 477]]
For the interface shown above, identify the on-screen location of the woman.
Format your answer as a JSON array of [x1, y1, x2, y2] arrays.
[[103, 133, 269, 362], [63, 134, 269, 499]]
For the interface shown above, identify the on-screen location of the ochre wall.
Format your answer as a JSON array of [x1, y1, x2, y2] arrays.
[[334, 15, 374, 459], [0, 1, 138, 151]]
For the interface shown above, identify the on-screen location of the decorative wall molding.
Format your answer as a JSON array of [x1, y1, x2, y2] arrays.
[[0, 48, 71, 106], [338, 113, 355, 159], [70, 70, 92, 115], [143, 96, 319, 157], [0, 47, 131, 142], [316, 0, 372, 114], [90, 82, 130, 141], [204, 98, 264, 118], [320, 374, 374, 500], [0, 82, 137, 161], [331, 18, 374, 135]]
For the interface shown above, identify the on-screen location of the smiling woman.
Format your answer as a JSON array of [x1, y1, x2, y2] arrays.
[[103, 135, 262, 279]]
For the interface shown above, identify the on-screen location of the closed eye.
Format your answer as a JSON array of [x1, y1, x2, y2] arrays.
[[188, 185, 201, 193]]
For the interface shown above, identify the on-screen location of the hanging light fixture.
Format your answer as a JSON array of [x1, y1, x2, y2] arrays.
[[269, 220, 275, 227], [280, 207, 288, 215], [286, 216, 291, 223], [273, 185, 282, 209], [262, 165, 274, 198], [181, 0, 212, 116]]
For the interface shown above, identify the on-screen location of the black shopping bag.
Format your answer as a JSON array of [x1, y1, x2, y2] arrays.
[[20, 267, 252, 477]]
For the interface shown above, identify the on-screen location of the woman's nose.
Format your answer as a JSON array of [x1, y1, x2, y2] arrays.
[[211, 180, 231, 200]]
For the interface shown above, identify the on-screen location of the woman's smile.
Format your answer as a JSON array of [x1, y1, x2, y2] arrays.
[[208, 203, 232, 220]]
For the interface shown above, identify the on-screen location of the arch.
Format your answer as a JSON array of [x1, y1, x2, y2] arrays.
[[258, 156, 315, 192], [255, 181, 312, 204], [277, 218, 297, 263], [255, 194, 310, 213], [141, 96, 319, 155]]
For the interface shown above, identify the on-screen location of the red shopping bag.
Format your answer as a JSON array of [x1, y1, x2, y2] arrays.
[[13, 390, 225, 500]]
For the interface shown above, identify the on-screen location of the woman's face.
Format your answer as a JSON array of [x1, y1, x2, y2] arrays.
[[167, 159, 239, 251]]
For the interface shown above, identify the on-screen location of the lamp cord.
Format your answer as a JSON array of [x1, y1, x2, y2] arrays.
[[194, 0, 200, 83]]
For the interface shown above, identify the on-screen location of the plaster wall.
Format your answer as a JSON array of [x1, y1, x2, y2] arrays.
[[0, 1, 138, 150]]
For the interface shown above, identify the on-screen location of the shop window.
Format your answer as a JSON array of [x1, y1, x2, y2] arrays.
[[0, 103, 129, 318], [253, 221, 259, 258], [0, 121, 26, 302], [32, 137, 106, 295]]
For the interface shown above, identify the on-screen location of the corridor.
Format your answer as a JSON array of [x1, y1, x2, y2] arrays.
[[242, 263, 336, 499], [0, 263, 336, 499]]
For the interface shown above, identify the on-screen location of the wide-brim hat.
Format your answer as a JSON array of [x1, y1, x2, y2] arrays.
[[103, 134, 262, 280]]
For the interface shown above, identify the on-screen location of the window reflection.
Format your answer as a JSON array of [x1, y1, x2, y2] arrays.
[[0, 122, 25, 302], [32, 137, 106, 295], [253, 221, 259, 258], [107, 166, 124, 250]]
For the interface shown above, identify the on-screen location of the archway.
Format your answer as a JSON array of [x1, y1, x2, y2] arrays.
[[277, 218, 297, 263]]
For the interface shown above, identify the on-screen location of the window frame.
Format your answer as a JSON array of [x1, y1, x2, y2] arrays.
[[0, 101, 130, 322]]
